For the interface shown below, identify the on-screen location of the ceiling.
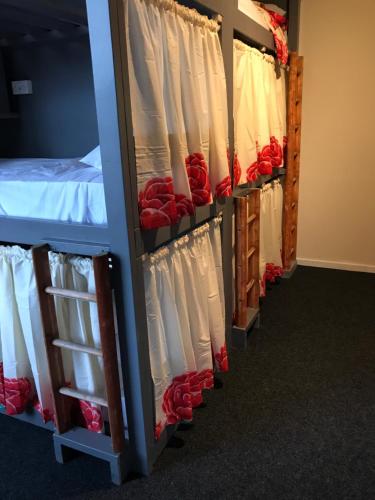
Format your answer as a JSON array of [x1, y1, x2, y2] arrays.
[[0, 0, 88, 47]]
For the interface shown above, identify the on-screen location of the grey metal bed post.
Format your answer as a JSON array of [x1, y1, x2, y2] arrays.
[[288, 0, 301, 52], [86, 0, 155, 476], [220, 0, 235, 343]]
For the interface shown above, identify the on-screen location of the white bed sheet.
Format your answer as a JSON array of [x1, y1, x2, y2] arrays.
[[238, 0, 270, 30], [0, 158, 107, 225]]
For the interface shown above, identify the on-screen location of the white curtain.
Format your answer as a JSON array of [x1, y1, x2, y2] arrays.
[[234, 40, 287, 186], [125, 0, 231, 230], [0, 247, 106, 432], [143, 217, 228, 439], [259, 180, 284, 296]]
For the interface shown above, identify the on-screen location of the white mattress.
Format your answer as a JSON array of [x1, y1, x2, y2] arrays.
[[0, 158, 107, 225]]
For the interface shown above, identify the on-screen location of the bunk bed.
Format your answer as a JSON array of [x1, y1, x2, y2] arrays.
[[0, 0, 302, 485]]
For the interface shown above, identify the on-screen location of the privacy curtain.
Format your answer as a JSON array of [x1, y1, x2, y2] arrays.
[[0, 247, 106, 432], [254, 2, 289, 65], [143, 218, 228, 439], [125, 0, 231, 230], [233, 40, 287, 186], [259, 180, 284, 296]]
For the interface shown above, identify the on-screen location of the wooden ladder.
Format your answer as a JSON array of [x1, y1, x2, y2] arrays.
[[282, 52, 304, 274], [234, 189, 260, 338], [32, 245, 126, 483]]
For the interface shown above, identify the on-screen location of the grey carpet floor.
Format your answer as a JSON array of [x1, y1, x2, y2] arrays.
[[1, 266, 374, 499]]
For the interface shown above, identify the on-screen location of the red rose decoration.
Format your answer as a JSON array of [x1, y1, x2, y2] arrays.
[[269, 136, 283, 167], [233, 153, 242, 186], [138, 177, 178, 230], [215, 176, 232, 198], [266, 9, 287, 30], [0, 363, 5, 407], [175, 194, 194, 218], [198, 368, 214, 390], [4, 376, 32, 415], [162, 374, 193, 425], [247, 162, 259, 183], [274, 36, 288, 65], [257, 145, 273, 175], [34, 400, 55, 423], [187, 371, 203, 408], [154, 421, 163, 441], [214, 345, 229, 372], [79, 400, 104, 433], [185, 153, 212, 206]]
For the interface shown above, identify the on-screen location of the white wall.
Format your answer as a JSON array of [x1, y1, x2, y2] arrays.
[[297, 0, 375, 273]]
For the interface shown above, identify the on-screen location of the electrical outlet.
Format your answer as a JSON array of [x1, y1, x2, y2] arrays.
[[11, 80, 33, 95]]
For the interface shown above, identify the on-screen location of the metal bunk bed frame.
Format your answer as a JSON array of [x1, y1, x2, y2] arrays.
[[0, 0, 301, 483]]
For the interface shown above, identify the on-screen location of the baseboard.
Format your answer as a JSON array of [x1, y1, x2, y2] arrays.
[[297, 258, 375, 274]]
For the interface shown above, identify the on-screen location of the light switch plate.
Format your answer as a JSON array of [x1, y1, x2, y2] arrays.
[[11, 80, 33, 95]]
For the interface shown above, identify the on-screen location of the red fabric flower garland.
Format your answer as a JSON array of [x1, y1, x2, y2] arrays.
[[139, 152, 232, 230], [246, 136, 284, 183], [0, 363, 4, 407], [186, 153, 212, 206], [155, 343, 228, 440], [3, 376, 32, 415]]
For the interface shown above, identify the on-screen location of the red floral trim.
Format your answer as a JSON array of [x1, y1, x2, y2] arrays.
[[233, 153, 242, 187], [274, 36, 288, 65], [162, 374, 193, 425], [247, 161, 259, 183], [265, 263, 284, 283], [227, 149, 241, 188], [214, 344, 229, 373], [4, 376, 32, 415], [215, 176, 232, 198], [188, 371, 204, 408], [154, 421, 163, 441], [186, 153, 212, 206], [79, 400, 104, 433], [175, 194, 194, 218], [269, 136, 283, 167], [0, 363, 5, 407], [154, 367, 215, 441], [138, 177, 179, 230], [198, 368, 214, 390], [34, 400, 54, 424], [264, 8, 288, 30]]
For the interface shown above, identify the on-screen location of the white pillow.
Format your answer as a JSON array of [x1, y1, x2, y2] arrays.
[[80, 145, 102, 170]]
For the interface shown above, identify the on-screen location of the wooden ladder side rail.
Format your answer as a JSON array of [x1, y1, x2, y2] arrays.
[[248, 189, 260, 309], [93, 253, 125, 454], [32, 244, 72, 434], [235, 196, 248, 328], [234, 189, 260, 328], [282, 52, 304, 272]]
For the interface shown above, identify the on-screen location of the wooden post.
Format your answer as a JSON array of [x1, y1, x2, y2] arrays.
[[282, 52, 304, 272]]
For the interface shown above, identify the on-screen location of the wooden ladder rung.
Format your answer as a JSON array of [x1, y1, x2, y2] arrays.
[[247, 247, 256, 259], [52, 339, 103, 357], [45, 286, 97, 303], [247, 214, 256, 224], [246, 278, 255, 293], [59, 387, 108, 408]]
